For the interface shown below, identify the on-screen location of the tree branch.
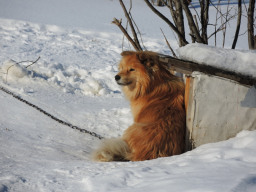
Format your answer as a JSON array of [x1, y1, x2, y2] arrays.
[[160, 28, 177, 57], [200, 0, 210, 44], [232, 0, 242, 49], [180, 0, 205, 44], [144, 0, 188, 46], [112, 18, 141, 51], [248, 0, 255, 49], [119, 0, 142, 51], [222, 0, 231, 48], [25, 56, 41, 68]]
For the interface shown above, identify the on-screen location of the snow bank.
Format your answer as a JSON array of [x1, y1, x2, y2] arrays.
[[85, 130, 256, 192], [43, 64, 120, 96], [177, 43, 256, 78], [1, 60, 120, 96], [1, 60, 28, 81]]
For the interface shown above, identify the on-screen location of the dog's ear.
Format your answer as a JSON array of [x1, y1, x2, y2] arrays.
[[121, 51, 136, 57], [136, 52, 147, 64], [137, 51, 158, 69]]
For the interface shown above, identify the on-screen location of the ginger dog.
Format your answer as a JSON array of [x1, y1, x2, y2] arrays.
[[93, 51, 186, 161]]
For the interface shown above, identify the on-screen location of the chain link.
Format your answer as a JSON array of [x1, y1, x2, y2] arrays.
[[0, 85, 104, 140]]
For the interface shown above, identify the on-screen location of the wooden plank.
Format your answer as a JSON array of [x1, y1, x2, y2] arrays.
[[184, 76, 191, 113], [185, 76, 195, 151], [158, 54, 256, 86]]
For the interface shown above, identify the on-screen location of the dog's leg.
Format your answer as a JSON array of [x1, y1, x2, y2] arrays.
[[92, 138, 130, 162]]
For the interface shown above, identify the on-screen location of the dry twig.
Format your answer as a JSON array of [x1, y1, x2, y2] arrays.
[[4, 56, 41, 83], [112, 18, 141, 51], [119, 0, 142, 51], [160, 28, 177, 58]]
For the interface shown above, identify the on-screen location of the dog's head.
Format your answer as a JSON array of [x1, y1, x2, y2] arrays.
[[115, 51, 173, 100], [115, 51, 160, 88]]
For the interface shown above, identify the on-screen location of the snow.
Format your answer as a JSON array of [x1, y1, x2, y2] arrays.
[[2, 60, 29, 81], [177, 43, 256, 78], [0, 0, 256, 191]]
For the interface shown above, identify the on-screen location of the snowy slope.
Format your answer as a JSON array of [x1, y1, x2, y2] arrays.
[[0, 0, 256, 192]]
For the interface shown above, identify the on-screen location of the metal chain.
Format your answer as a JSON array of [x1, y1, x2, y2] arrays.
[[0, 85, 104, 140]]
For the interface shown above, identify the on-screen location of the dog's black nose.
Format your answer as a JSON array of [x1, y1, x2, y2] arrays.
[[115, 75, 121, 81]]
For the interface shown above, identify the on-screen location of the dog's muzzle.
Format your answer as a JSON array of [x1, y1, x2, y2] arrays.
[[115, 75, 132, 85]]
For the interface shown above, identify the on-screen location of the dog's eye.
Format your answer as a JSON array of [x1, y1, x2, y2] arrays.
[[129, 68, 135, 72]]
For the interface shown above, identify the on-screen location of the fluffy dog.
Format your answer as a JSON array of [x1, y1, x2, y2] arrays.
[[93, 51, 186, 161]]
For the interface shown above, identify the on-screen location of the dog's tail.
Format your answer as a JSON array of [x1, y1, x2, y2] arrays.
[[92, 138, 130, 162]]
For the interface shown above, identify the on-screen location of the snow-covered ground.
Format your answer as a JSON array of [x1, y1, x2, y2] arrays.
[[0, 0, 256, 191]]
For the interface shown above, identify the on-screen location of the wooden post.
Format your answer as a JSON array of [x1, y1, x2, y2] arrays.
[[185, 76, 191, 113]]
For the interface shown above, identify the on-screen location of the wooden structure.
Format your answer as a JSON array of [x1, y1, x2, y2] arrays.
[[159, 54, 256, 150], [159, 54, 256, 86]]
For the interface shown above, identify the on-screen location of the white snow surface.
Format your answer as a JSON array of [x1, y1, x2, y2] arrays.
[[0, 0, 256, 192], [177, 43, 256, 78]]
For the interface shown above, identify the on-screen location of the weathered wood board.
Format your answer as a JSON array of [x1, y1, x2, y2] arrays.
[[185, 72, 256, 150]]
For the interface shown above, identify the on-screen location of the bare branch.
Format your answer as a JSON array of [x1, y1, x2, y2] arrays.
[[210, 0, 228, 19], [112, 18, 141, 51], [193, 15, 200, 32], [208, 12, 236, 40], [180, 0, 205, 43], [121, 18, 129, 51], [248, 0, 255, 49], [25, 56, 41, 68], [222, 0, 231, 48], [119, 0, 142, 51], [232, 0, 242, 49], [161, 0, 186, 46], [160, 28, 177, 58], [128, 10, 147, 50], [174, 0, 186, 46], [208, 26, 225, 40], [242, 0, 248, 14], [144, 0, 188, 45], [189, 2, 201, 24], [214, 0, 221, 46], [5, 64, 15, 83], [4, 57, 41, 83], [16, 56, 40, 66], [200, 0, 210, 44]]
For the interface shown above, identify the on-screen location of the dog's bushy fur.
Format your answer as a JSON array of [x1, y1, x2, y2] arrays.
[[92, 51, 186, 161]]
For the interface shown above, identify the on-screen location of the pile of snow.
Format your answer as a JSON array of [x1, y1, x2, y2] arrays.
[[36, 64, 120, 96], [1, 60, 28, 81], [177, 43, 256, 78], [1, 60, 120, 96]]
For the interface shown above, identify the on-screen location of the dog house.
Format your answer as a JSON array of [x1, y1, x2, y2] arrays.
[[159, 52, 256, 151]]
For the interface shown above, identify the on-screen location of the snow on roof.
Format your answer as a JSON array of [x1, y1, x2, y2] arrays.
[[177, 43, 256, 79]]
